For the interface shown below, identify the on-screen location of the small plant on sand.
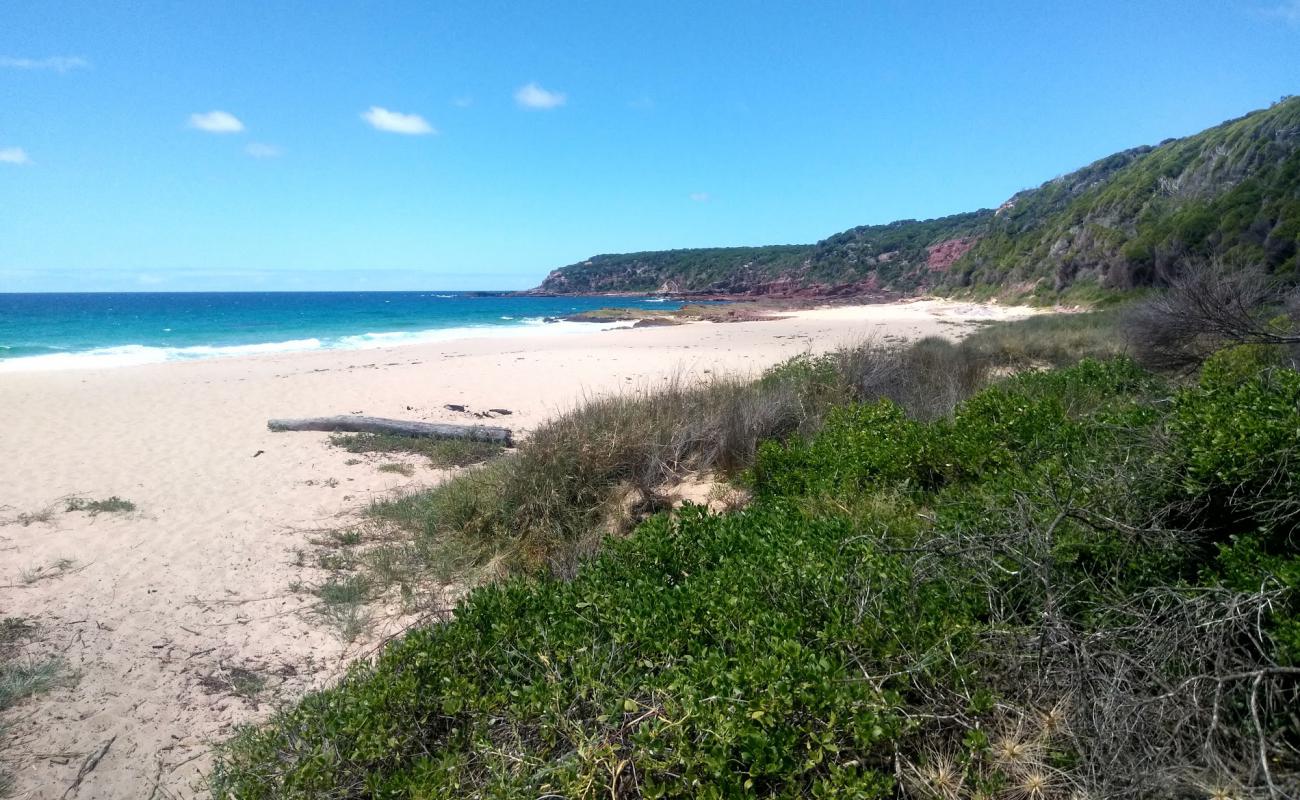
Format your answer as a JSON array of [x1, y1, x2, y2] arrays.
[[315, 574, 369, 606], [1, 617, 67, 797], [13, 506, 56, 527], [376, 462, 415, 477], [18, 558, 77, 585], [0, 651, 66, 800], [314, 575, 372, 641], [65, 496, 136, 516], [0, 657, 66, 710], [200, 664, 268, 704], [329, 529, 363, 547]]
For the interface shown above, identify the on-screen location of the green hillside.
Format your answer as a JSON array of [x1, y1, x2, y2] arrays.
[[535, 96, 1300, 298], [535, 245, 813, 294]]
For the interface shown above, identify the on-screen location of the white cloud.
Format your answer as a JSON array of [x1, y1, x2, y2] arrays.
[[0, 55, 89, 72], [0, 147, 32, 165], [1260, 0, 1300, 24], [188, 110, 245, 133], [361, 106, 436, 135], [245, 142, 282, 158], [515, 82, 566, 110], [689, 192, 711, 203]]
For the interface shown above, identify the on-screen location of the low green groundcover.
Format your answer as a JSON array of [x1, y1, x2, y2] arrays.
[[214, 356, 1300, 798]]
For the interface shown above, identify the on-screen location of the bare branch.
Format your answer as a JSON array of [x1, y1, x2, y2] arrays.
[[1125, 258, 1300, 371]]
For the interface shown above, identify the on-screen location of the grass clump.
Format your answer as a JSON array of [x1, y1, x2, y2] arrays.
[[314, 575, 373, 642], [1, 618, 65, 796], [375, 462, 415, 478], [213, 354, 1300, 798], [960, 307, 1127, 367], [18, 558, 77, 585], [315, 574, 370, 607], [0, 658, 64, 712], [200, 664, 269, 704], [65, 496, 136, 515], [366, 365, 850, 579], [329, 433, 503, 469], [13, 507, 55, 527]]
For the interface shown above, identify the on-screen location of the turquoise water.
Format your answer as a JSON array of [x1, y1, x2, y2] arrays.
[[0, 292, 684, 372]]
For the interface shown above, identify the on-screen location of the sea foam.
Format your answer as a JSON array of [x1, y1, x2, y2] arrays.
[[0, 338, 324, 373], [0, 320, 630, 373]]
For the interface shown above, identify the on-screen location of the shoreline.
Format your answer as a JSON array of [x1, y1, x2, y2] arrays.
[[0, 295, 1001, 375], [0, 317, 651, 375], [0, 299, 1034, 798]]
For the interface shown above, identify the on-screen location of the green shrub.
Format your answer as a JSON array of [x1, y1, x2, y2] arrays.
[[215, 505, 975, 798], [217, 355, 1300, 797], [1197, 343, 1285, 387], [755, 358, 1158, 500], [752, 401, 923, 499], [1173, 361, 1300, 503]]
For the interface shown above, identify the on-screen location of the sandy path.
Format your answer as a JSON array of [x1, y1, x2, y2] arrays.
[[0, 300, 1031, 798]]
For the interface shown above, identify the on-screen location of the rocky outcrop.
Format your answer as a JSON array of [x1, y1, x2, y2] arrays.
[[926, 238, 979, 271]]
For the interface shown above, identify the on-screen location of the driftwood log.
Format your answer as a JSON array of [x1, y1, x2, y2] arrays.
[[268, 415, 513, 446]]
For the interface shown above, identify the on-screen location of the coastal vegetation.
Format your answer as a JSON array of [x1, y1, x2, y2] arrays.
[[331, 433, 505, 471], [332, 312, 1122, 594], [536, 97, 1300, 301], [213, 263, 1300, 797]]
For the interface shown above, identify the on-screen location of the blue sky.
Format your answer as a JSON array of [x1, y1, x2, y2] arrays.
[[2, 1, 1299, 292]]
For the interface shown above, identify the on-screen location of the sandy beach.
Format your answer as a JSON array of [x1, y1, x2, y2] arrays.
[[0, 299, 1032, 799]]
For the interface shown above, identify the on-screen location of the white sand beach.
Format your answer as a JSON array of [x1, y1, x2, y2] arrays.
[[0, 299, 1033, 799]]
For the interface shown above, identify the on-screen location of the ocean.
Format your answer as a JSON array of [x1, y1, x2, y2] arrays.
[[0, 292, 683, 372]]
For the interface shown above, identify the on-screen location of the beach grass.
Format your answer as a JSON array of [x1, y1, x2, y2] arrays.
[[960, 305, 1128, 367], [18, 558, 78, 586], [314, 575, 372, 641], [329, 432, 504, 469], [0, 658, 66, 711]]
